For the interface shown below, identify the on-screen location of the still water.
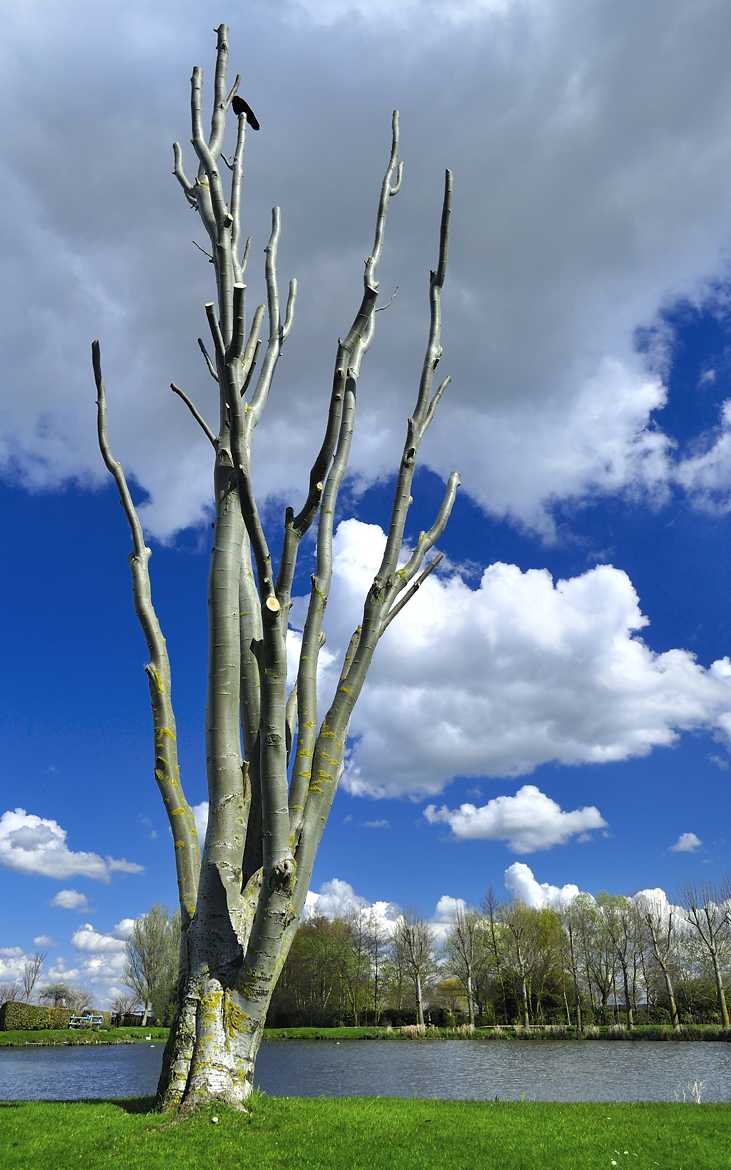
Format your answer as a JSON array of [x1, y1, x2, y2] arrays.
[[1, 1040, 729, 1102]]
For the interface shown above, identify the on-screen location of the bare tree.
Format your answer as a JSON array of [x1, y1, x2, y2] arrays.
[[600, 896, 638, 1029], [444, 905, 483, 1027], [684, 884, 730, 1028], [0, 983, 20, 1004], [69, 988, 94, 1015], [364, 909, 391, 1023], [92, 24, 457, 1110], [393, 914, 436, 1026], [21, 952, 46, 1003], [560, 902, 584, 1033], [500, 902, 535, 1027], [111, 994, 139, 1021], [636, 894, 680, 1030], [483, 886, 509, 1023]]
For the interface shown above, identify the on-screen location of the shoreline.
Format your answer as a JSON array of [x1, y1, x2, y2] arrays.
[[1, 1023, 730, 1048]]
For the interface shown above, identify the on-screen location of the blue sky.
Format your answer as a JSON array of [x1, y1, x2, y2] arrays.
[[2, 0, 731, 1002]]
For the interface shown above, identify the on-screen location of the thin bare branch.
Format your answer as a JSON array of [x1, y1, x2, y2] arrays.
[[192, 238, 213, 262], [281, 278, 297, 343], [169, 382, 217, 448], [92, 341, 199, 925], [172, 143, 197, 207], [197, 337, 219, 383], [287, 114, 403, 841], [381, 552, 444, 633]]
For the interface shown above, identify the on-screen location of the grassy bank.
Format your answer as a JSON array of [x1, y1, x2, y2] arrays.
[[2, 1022, 730, 1047], [0, 1027, 169, 1047], [265, 1023, 731, 1042], [1, 1097, 729, 1170]]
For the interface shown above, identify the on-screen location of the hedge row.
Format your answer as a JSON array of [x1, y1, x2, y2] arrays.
[[0, 1002, 73, 1030]]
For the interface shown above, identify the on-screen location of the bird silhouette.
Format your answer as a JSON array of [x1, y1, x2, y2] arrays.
[[231, 95, 260, 131]]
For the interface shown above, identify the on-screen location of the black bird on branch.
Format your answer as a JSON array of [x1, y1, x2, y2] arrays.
[[231, 95, 260, 131]]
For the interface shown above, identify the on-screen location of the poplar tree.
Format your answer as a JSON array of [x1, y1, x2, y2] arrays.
[[92, 24, 457, 1110]]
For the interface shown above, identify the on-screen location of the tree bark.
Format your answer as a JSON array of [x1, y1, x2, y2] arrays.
[[95, 24, 457, 1112]]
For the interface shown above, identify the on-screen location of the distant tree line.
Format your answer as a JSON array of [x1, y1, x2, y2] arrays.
[[3, 883, 729, 1029], [268, 883, 731, 1029]]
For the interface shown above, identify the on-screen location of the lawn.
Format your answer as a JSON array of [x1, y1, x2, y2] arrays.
[[0, 1097, 728, 1170], [3, 1022, 729, 1047], [0, 1027, 169, 1047]]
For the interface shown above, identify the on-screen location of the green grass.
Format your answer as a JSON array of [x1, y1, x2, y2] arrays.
[[0, 1027, 169, 1047], [0, 1097, 729, 1170], [1, 1023, 729, 1047]]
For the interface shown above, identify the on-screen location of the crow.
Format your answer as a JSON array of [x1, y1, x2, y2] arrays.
[[231, 95, 260, 131]]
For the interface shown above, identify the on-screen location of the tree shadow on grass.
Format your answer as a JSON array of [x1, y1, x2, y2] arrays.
[[98, 1096, 157, 1114], [0, 1097, 157, 1114]]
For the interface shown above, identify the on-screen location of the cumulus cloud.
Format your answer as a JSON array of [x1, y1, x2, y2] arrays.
[[675, 401, 731, 511], [292, 521, 731, 798], [670, 831, 702, 853], [113, 918, 136, 940], [32, 935, 55, 947], [71, 924, 127, 954], [50, 889, 89, 911], [6, 2, 731, 537], [0, 809, 143, 882], [504, 862, 586, 910], [424, 784, 606, 852], [0, 947, 26, 983], [304, 878, 400, 935]]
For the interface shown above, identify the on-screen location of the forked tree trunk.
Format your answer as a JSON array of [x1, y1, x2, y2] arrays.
[[94, 24, 458, 1112]]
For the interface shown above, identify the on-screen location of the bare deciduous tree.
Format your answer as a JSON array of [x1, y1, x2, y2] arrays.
[[21, 952, 45, 1003], [684, 884, 730, 1028], [444, 906, 483, 1027], [0, 983, 20, 1004], [92, 24, 457, 1110], [393, 914, 436, 1027], [639, 897, 680, 1031], [111, 994, 140, 1021]]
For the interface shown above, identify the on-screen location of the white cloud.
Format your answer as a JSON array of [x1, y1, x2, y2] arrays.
[[424, 784, 606, 852], [0, 947, 26, 984], [294, 521, 731, 798], [676, 401, 731, 512], [6, 2, 731, 537], [363, 819, 390, 830], [304, 878, 400, 935], [50, 889, 89, 911], [71, 924, 127, 954], [0, 809, 143, 881], [504, 862, 586, 910], [670, 831, 702, 853], [112, 918, 136, 940], [191, 802, 208, 846], [32, 935, 55, 947]]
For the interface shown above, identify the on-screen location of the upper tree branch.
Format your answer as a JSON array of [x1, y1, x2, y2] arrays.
[[92, 341, 200, 926], [294, 168, 458, 894], [287, 114, 403, 837]]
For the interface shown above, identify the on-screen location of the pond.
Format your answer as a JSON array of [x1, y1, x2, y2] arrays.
[[1, 1039, 730, 1102]]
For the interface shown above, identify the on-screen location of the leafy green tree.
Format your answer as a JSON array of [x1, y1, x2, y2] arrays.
[[125, 906, 180, 1025]]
